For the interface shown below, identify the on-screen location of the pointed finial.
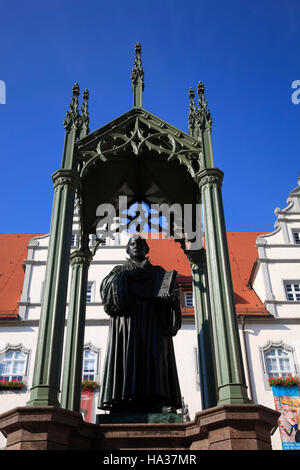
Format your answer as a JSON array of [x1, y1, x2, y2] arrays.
[[72, 82, 80, 97], [135, 41, 142, 57], [187, 81, 213, 136], [71, 82, 80, 113], [196, 80, 212, 129], [197, 81, 205, 95], [197, 81, 205, 107], [189, 87, 195, 101], [131, 42, 144, 108], [188, 87, 197, 136], [64, 83, 90, 136], [64, 83, 81, 129], [80, 88, 90, 137], [82, 88, 89, 102]]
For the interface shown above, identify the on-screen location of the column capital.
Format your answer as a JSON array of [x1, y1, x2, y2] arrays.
[[197, 168, 224, 190], [52, 169, 80, 191], [70, 249, 92, 267], [184, 248, 206, 269]]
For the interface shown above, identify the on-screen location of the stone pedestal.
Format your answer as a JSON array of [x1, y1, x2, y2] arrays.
[[96, 413, 183, 424], [0, 404, 279, 451]]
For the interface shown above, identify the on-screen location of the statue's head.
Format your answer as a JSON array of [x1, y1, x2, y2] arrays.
[[126, 234, 149, 261]]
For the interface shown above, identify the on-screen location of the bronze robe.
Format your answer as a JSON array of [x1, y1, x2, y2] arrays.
[[98, 258, 182, 413]]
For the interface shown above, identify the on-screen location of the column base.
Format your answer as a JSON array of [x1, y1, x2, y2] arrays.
[[217, 383, 252, 405], [26, 384, 60, 407], [0, 404, 279, 450]]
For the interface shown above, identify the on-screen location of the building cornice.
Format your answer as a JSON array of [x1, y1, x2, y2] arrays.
[[256, 244, 300, 249], [237, 315, 300, 325], [2, 315, 299, 328], [257, 258, 300, 263], [0, 316, 196, 327], [264, 299, 300, 305], [18, 301, 105, 307], [23, 259, 128, 266]]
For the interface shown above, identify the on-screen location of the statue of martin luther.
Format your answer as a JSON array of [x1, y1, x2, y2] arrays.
[[98, 234, 182, 414]]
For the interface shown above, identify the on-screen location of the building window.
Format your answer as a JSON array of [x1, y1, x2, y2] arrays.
[[260, 341, 298, 389], [98, 238, 106, 246], [89, 234, 107, 248], [82, 349, 97, 381], [265, 348, 293, 379], [89, 234, 96, 248], [86, 282, 95, 303], [82, 344, 101, 383], [285, 282, 300, 301], [293, 231, 300, 245], [184, 292, 193, 307], [71, 233, 78, 248], [0, 345, 30, 383]]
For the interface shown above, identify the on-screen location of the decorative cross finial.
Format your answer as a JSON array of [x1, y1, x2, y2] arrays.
[[131, 42, 144, 108]]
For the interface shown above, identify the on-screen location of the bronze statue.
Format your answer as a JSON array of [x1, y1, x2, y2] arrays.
[[98, 234, 182, 414]]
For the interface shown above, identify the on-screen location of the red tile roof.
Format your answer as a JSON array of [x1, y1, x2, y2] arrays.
[[147, 232, 270, 316], [226, 232, 269, 316], [0, 234, 43, 318], [0, 232, 269, 319]]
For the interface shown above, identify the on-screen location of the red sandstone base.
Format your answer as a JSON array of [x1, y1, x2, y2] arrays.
[[0, 404, 279, 450]]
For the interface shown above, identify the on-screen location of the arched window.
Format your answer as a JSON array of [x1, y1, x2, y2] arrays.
[[82, 344, 101, 383], [0, 344, 30, 384], [260, 341, 298, 389]]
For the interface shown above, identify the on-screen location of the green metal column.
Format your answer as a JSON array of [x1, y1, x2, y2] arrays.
[[188, 81, 250, 406], [199, 168, 250, 405], [27, 84, 88, 407], [27, 169, 79, 406], [61, 249, 92, 411], [186, 249, 217, 409]]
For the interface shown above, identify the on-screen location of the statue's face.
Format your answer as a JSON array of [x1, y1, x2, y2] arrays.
[[127, 236, 148, 260]]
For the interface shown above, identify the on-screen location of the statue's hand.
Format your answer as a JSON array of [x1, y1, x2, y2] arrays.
[[160, 289, 179, 303], [160, 293, 173, 303]]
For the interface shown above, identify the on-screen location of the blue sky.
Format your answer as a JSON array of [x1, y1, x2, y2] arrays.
[[1, 0, 300, 233]]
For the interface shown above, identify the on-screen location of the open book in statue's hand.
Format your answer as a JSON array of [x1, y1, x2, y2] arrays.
[[153, 269, 177, 298]]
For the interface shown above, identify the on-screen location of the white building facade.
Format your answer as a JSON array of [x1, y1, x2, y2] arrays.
[[1, 180, 300, 450], [246, 177, 300, 449]]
